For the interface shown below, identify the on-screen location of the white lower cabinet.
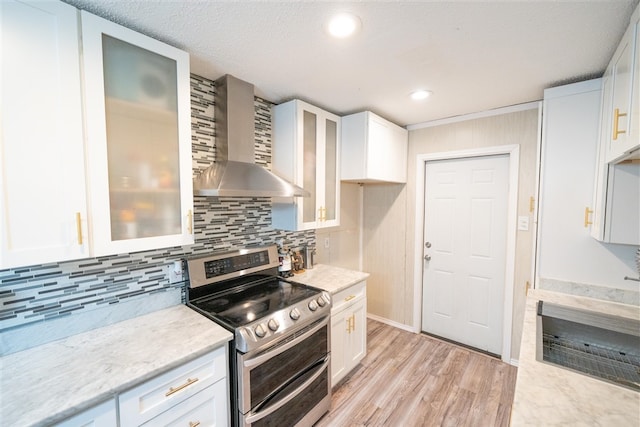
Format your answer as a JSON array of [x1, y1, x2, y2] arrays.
[[119, 348, 228, 426], [54, 399, 117, 427], [142, 381, 227, 427], [330, 281, 367, 388]]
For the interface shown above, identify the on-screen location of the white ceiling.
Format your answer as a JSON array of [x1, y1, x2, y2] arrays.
[[64, 0, 639, 127]]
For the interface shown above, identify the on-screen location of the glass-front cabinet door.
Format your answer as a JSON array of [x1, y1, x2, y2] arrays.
[[272, 99, 340, 231], [81, 11, 193, 256]]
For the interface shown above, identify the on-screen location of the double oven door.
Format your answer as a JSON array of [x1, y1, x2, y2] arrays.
[[236, 317, 331, 426]]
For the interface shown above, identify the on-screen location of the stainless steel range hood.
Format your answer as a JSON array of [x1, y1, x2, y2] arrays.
[[193, 74, 309, 197]]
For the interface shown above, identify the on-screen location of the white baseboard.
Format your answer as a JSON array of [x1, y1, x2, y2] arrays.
[[367, 313, 416, 333]]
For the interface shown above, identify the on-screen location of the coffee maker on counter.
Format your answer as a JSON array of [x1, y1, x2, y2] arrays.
[[277, 244, 316, 277]]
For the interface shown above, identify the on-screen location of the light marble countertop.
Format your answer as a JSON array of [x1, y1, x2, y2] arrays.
[[290, 264, 369, 294], [511, 289, 640, 426], [0, 304, 232, 426]]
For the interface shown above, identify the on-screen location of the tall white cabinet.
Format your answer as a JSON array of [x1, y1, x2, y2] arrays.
[[272, 100, 341, 231], [1, 0, 89, 268], [1, 1, 194, 269], [536, 79, 638, 289]]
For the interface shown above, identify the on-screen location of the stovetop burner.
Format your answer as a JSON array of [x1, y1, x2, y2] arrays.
[[190, 278, 320, 327]]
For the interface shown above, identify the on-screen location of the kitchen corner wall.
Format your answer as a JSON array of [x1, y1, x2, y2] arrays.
[[363, 107, 540, 361], [0, 74, 313, 353], [315, 182, 362, 271]]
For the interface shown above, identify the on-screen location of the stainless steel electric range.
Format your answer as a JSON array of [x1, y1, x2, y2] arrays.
[[186, 245, 332, 427]]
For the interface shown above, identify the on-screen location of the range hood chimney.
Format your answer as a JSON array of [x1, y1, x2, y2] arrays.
[[193, 74, 309, 197]]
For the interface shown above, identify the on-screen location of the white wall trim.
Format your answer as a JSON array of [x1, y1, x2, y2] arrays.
[[367, 313, 416, 333], [412, 145, 520, 364], [407, 102, 539, 131], [359, 184, 364, 271]]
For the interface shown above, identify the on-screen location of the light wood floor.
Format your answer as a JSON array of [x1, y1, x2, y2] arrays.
[[316, 319, 518, 427]]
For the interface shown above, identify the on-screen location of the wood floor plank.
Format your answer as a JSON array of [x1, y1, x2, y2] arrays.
[[316, 319, 517, 427]]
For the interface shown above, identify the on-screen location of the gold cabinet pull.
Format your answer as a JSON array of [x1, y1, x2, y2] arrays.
[[346, 317, 351, 333], [344, 295, 356, 302], [351, 314, 355, 332], [529, 196, 535, 213], [165, 377, 198, 397], [187, 209, 193, 234], [189, 422, 200, 427], [613, 108, 627, 140], [584, 207, 593, 228], [318, 206, 327, 222], [75, 212, 83, 245]]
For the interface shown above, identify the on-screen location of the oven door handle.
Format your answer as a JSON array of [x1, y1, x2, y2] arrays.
[[243, 316, 329, 368], [245, 355, 330, 424]]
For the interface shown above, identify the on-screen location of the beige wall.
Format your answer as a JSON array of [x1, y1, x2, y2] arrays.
[[316, 182, 362, 271], [363, 107, 540, 360]]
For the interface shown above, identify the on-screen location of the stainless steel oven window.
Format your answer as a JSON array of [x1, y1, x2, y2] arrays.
[[247, 361, 329, 426], [237, 318, 331, 423]]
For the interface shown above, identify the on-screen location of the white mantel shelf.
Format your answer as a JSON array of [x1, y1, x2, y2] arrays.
[[511, 289, 640, 425]]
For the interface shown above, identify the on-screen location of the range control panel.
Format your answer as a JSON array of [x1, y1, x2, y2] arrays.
[[187, 245, 280, 288], [204, 250, 269, 278]]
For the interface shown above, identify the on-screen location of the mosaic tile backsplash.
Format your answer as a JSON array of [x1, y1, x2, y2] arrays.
[[0, 74, 314, 332]]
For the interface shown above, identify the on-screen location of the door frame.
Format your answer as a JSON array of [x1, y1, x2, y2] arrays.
[[412, 145, 519, 363]]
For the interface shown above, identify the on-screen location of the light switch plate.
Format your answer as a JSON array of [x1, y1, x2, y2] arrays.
[[517, 216, 530, 231]]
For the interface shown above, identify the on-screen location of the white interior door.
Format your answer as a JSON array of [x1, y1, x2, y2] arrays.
[[421, 154, 509, 355]]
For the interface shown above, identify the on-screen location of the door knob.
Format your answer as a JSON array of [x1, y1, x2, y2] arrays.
[[424, 254, 431, 261], [425, 242, 431, 248]]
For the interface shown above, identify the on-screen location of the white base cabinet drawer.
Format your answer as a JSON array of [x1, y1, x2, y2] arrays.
[[332, 281, 366, 313], [119, 347, 227, 426], [142, 380, 227, 427]]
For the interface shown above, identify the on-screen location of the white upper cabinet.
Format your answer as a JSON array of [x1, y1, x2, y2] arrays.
[[1, 0, 89, 268], [341, 111, 408, 183], [603, 4, 640, 163], [272, 100, 341, 230], [81, 11, 194, 256], [1, 2, 194, 269]]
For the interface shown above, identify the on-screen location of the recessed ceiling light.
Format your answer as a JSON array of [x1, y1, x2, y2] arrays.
[[326, 13, 361, 38], [410, 90, 432, 100]]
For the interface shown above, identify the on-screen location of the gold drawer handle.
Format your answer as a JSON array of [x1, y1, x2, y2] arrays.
[[584, 207, 593, 228], [75, 212, 83, 245], [165, 377, 199, 397], [187, 209, 193, 234], [189, 422, 200, 427], [613, 108, 627, 140], [344, 295, 356, 302]]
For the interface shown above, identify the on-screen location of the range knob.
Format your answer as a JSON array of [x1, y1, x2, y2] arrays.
[[290, 308, 301, 320], [317, 295, 327, 307], [254, 324, 266, 338], [308, 300, 318, 311], [268, 318, 280, 331]]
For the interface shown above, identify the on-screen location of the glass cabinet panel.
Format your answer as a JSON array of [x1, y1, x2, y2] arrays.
[[102, 35, 181, 241], [303, 110, 317, 223], [81, 10, 193, 256], [324, 118, 337, 222]]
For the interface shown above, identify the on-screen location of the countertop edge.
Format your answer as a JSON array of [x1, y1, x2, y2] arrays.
[[1, 304, 233, 426], [290, 264, 369, 295]]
